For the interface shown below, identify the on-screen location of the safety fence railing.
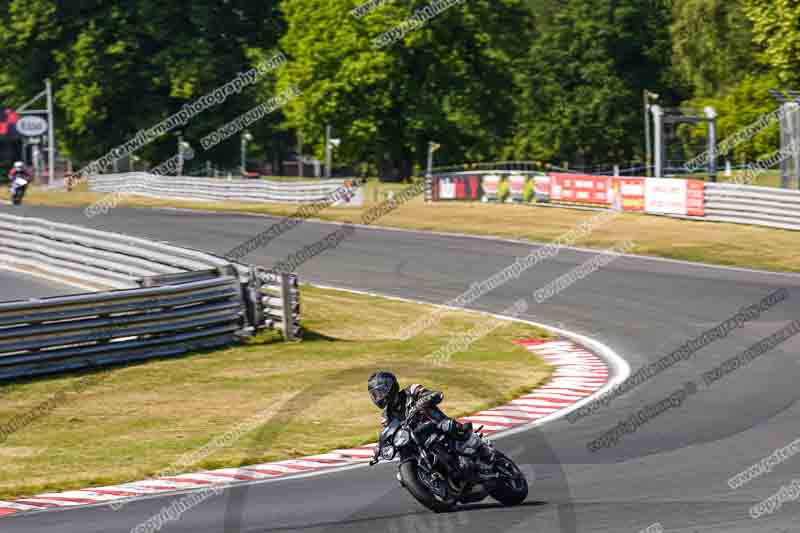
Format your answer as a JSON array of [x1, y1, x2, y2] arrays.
[[427, 171, 800, 231], [256, 269, 302, 340], [0, 213, 301, 381], [88, 173, 349, 204], [0, 212, 231, 290], [703, 182, 800, 231]]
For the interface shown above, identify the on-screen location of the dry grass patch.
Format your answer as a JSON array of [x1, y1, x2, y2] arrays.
[[0, 285, 552, 500]]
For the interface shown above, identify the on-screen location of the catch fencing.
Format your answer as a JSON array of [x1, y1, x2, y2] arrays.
[[88, 173, 349, 204], [427, 171, 800, 231], [0, 213, 301, 381]]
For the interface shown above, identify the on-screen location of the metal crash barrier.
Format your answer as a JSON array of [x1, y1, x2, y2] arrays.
[[0, 213, 302, 381], [89, 173, 348, 204]]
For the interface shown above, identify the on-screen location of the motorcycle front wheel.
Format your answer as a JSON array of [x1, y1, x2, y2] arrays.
[[488, 451, 528, 506], [399, 461, 456, 513]]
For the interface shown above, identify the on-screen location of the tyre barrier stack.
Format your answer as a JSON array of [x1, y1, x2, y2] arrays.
[[0, 213, 301, 381], [89, 173, 348, 204]]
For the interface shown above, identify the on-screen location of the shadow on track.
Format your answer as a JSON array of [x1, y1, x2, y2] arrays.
[[217, 364, 579, 533]]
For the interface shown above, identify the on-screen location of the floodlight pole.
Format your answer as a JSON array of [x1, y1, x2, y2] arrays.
[[704, 106, 718, 182], [650, 105, 664, 178], [325, 124, 332, 178], [46, 79, 55, 187], [426, 142, 435, 178]]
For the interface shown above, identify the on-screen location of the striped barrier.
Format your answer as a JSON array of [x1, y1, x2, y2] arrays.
[[88, 173, 349, 204]]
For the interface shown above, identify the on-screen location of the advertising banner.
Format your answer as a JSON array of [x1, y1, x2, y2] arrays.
[[645, 178, 705, 216], [456, 175, 480, 201], [686, 180, 705, 216], [440, 177, 456, 200], [432, 175, 481, 201], [534, 175, 551, 202], [549, 173, 611, 206], [508, 174, 527, 202], [612, 177, 646, 212], [482, 174, 501, 202]]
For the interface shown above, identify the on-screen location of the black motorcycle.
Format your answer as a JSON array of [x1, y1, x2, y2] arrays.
[[10, 175, 29, 205], [370, 393, 529, 512]]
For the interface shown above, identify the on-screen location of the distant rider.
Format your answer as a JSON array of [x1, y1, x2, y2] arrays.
[[8, 161, 31, 198], [367, 371, 495, 473], [9, 161, 30, 183]]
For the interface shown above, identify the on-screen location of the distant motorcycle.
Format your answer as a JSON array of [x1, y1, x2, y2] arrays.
[[370, 393, 528, 512], [10, 175, 29, 205]]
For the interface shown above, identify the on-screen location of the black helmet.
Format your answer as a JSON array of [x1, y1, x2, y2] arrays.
[[368, 371, 399, 409]]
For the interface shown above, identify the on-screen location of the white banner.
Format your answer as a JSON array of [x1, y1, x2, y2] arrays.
[[645, 178, 688, 216], [440, 178, 456, 199]]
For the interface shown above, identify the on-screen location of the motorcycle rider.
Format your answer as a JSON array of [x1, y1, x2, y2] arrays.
[[368, 371, 495, 475], [9, 161, 30, 181], [8, 161, 31, 202]]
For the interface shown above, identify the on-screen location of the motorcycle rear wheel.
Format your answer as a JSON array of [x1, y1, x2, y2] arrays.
[[488, 451, 528, 506], [399, 461, 456, 513]]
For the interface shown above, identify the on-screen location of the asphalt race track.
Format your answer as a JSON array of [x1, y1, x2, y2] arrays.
[[0, 269, 77, 300], [2, 203, 800, 533]]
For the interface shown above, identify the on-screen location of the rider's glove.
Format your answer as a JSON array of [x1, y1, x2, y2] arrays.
[[439, 418, 472, 441]]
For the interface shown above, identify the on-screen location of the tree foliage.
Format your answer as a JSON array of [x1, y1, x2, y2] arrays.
[[744, 0, 800, 86], [0, 0, 796, 171], [510, 0, 674, 165], [671, 0, 758, 97], [276, 0, 533, 176], [0, 0, 283, 165]]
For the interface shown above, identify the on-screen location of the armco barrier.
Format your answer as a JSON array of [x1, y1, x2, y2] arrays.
[[428, 171, 800, 231], [89, 173, 349, 204], [0, 213, 301, 381], [0, 212, 230, 290], [703, 182, 800, 231]]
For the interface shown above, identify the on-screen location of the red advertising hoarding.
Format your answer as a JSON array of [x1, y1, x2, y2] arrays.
[[686, 179, 705, 216], [611, 177, 646, 211], [432, 175, 480, 201], [549, 173, 611, 206]]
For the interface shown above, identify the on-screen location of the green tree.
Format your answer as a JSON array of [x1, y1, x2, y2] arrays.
[[510, 0, 675, 166], [0, 0, 284, 167], [276, 0, 534, 177], [680, 74, 783, 165], [671, 0, 759, 97], [744, 0, 800, 86]]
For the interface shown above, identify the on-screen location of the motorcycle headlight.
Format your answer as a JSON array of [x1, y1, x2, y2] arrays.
[[382, 445, 396, 460], [393, 429, 411, 447]]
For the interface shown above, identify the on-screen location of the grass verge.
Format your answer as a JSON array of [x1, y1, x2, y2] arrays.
[[12, 180, 800, 273], [0, 285, 552, 501]]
